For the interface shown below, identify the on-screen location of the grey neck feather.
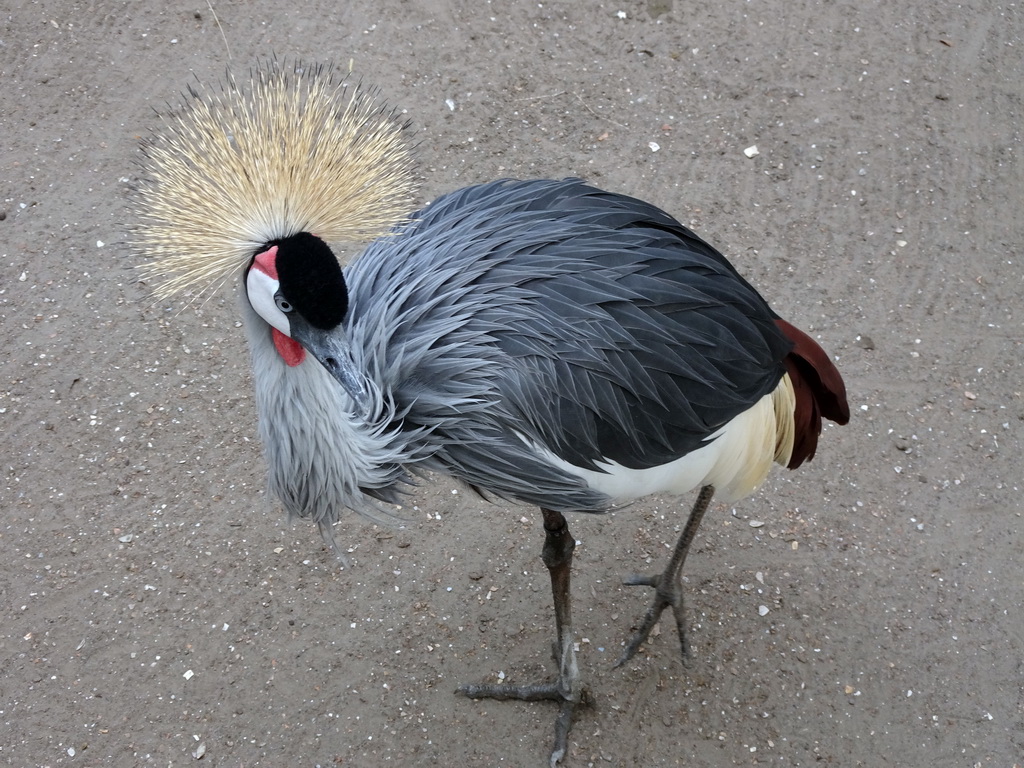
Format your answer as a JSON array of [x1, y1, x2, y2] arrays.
[[240, 296, 418, 553]]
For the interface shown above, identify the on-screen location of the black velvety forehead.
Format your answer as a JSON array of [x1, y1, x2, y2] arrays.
[[273, 233, 349, 330]]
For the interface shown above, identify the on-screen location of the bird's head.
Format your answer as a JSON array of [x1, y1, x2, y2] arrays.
[[246, 232, 369, 407]]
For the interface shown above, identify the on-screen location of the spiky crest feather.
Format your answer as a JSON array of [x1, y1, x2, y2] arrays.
[[132, 58, 418, 299]]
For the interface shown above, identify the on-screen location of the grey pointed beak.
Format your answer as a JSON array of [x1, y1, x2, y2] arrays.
[[290, 322, 370, 409], [316, 344, 370, 408]]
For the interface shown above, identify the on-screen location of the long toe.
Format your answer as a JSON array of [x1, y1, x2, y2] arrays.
[[550, 698, 575, 767], [621, 573, 661, 588], [457, 680, 565, 702]]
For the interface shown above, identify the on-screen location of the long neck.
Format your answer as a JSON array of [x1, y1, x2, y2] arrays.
[[240, 297, 409, 545]]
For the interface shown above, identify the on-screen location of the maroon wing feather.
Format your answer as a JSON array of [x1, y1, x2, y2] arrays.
[[775, 318, 850, 469]]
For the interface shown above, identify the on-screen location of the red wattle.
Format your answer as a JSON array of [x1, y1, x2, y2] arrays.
[[272, 327, 306, 366]]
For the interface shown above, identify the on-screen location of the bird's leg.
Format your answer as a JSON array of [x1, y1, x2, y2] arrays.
[[457, 508, 583, 767], [615, 484, 715, 667]]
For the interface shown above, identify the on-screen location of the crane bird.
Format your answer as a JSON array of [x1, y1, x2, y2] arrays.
[[134, 60, 849, 766]]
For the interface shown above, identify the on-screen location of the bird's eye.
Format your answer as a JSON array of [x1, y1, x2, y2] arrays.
[[274, 293, 293, 313]]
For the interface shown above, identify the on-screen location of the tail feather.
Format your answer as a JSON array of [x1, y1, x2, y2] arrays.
[[774, 318, 850, 469]]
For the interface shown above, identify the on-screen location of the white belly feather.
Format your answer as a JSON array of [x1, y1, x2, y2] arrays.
[[533, 374, 796, 504]]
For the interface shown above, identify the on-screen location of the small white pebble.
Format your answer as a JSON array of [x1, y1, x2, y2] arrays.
[[96, 239, 105, 248], [648, 141, 660, 152], [183, 669, 194, 680], [758, 605, 770, 616], [743, 145, 759, 158]]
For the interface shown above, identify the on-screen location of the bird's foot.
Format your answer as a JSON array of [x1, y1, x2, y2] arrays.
[[457, 682, 580, 767], [457, 636, 586, 766], [614, 571, 689, 667]]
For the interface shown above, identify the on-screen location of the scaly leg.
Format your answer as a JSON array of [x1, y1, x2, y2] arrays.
[[457, 508, 583, 766], [615, 484, 715, 667]]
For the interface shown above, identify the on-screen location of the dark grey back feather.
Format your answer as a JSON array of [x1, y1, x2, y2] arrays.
[[342, 179, 791, 514]]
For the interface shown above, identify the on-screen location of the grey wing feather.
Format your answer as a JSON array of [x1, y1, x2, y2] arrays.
[[345, 179, 791, 512]]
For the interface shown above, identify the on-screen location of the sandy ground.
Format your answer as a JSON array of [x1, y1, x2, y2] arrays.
[[2, 0, 1023, 766]]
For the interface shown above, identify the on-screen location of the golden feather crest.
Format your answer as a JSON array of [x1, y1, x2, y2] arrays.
[[132, 59, 418, 300]]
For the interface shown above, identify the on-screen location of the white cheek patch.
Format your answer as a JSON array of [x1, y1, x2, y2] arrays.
[[246, 268, 292, 336]]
